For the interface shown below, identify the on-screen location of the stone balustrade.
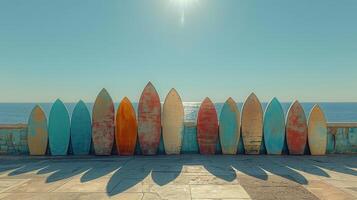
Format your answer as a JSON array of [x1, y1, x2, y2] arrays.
[[0, 122, 356, 155]]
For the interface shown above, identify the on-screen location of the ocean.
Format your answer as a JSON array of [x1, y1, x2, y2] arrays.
[[0, 102, 357, 124]]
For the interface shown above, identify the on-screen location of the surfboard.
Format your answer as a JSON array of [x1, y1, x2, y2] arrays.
[[116, 97, 137, 156], [286, 101, 308, 155], [197, 97, 218, 154], [138, 82, 161, 155], [308, 104, 327, 155], [27, 105, 48, 156], [263, 98, 285, 155], [219, 97, 240, 155], [92, 88, 115, 155], [48, 99, 70, 156], [162, 88, 184, 155], [241, 93, 263, 154], [70, 100, 91, 155]]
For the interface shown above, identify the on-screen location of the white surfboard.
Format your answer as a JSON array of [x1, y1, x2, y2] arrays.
[[162, 88, 184, 154]]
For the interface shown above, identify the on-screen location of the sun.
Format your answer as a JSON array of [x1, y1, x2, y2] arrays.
[[170, 0, 199, 25], [170, 0, 198, 8]]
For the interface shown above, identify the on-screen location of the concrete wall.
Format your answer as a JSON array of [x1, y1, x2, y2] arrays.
[[0, 124, 28, 155], [0, 122, 356, 155], [327, 123, 357, 154]]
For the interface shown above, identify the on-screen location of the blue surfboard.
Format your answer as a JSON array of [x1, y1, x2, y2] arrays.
[[48, 99, 70, 156], [219, 98, 240, 155], [263, 98, 285, 155], [70, 100, 91, 155]]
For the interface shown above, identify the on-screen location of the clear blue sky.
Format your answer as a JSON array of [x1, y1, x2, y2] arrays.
[[1, 0, 356, 103]]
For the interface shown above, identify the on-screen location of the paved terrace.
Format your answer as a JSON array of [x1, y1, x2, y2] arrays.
[[0, 155, 355, 200]]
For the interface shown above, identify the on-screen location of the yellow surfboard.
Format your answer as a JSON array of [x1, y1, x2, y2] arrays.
[[308, 105, 327, 155], [27, 105, 48, 155]]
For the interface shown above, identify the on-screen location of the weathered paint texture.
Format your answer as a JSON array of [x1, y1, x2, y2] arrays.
[[335, 128, 357, 153], [138, 82, 161, 155], [263, 98, 285, 155], [286, 101, 308, 155], [326, 128, 336, 154], [308, 105, 327, 155], [197, 97, 218, 155], [181, 123, 199, 154], [27, 106, 48, 156], [116, 97, 137, 156], [219, 97, 240, 155], [70, 100, 92, 155], [349, 128, 357, 153], [335, 128, 350, 153], [48, 99, 70, 156], [92, 89, 115, 155], [241, 93, 263, 154], [162, 89, 184, 154]]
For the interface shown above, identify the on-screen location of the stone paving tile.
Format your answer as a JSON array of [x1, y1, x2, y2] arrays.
[[144, 184, 191, 200], [237, 175, 319, 200], [142, 172, 238, 185], [0, 192, 143, 200], [190, 185, 250, 199], [304, 180, 355, 200], [53, 175, 119, 193], [191, 199, 251, 200], [340, 187, 357, 198], [110, 179, 144, 194], [4, 177, 70, 193], [319, 171, 357, 181], [0, 156, 356, 199], [323, 179, 357, 188], [141, 192, 162, 200], [0, 179, 28, 193]]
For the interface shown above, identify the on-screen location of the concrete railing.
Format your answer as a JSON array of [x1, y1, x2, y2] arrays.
[[0, 124, 28, 154], [326, 122, 357, 154], [0, 122, 356, 155]]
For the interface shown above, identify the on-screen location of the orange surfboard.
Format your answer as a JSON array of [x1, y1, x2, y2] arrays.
[[116, 97, 138, 156]]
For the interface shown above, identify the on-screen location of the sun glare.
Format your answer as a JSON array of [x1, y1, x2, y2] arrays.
[[170, 0, 199, 25]]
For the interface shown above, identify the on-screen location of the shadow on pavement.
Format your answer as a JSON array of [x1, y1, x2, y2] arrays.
[[0, 154, 355, 196]]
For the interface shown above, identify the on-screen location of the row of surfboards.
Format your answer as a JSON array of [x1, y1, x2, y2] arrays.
[[27, 82, 328, 156]]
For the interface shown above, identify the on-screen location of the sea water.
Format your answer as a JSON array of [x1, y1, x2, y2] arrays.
[[0, 102, 356, 124]]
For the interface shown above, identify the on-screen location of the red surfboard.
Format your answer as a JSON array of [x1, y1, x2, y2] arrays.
[[197, 97, 218, 154], [286, 101, 308, 155], [138, 82, 161, 155]]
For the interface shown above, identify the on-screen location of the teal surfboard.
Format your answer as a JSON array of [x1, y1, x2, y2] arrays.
[[48, 99, 70, 156], [219, 98, 240, 155], [263, 98, 285, 155], [70, 100, 91, 155]]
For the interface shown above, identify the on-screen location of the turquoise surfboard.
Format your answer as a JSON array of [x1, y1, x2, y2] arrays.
[[48, 99, 70, 156], [219, 98, 240, 155], [70, 100, 91, 155], [263, 98, 285, 155]]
